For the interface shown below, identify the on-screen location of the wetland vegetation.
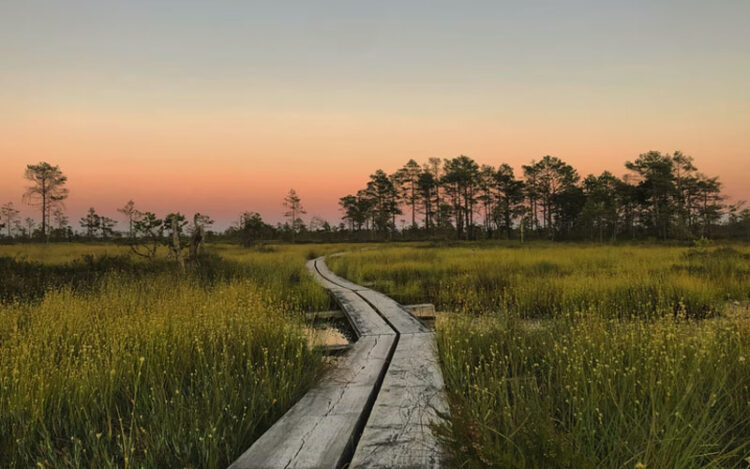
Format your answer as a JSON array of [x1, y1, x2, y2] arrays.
[[0, 244, 335, 468], [330, 243, 750, 468], [2, 241, 749, 468]]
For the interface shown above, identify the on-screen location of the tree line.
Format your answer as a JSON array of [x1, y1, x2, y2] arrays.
[[0, 164, 319, 248], [339, 152, 749, 241], [2, 156, 749, 246]]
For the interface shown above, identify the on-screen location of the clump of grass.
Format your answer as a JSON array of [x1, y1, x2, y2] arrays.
[[436, 313, 750, 468]]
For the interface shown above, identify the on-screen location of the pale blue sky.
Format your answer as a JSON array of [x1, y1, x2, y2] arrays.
[[3, 1, 749, 111]]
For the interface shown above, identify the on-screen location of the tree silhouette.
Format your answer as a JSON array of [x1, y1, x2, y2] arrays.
[[235, 211, 273, 246], [23, 162, 69, 239], [417, 171, 438, 230], [530, 155, 580, 235], [626, 151, 676, 240], [425, 157, 443, 227], [118, 200, 138, 238], [79, 208, 101, 238], [366, 170, 400, 236], [130, 212, 163, 259], [341, 151, 730, 241], [51, 207, 71, 240], [339, 193, 373, 232], [493, 164, 525, 239], [283, 189, 306, 242], [394, 159, 422, 228], [23, 217, 36, 239], [164, 213, 188, 269], [694, 174, 723, 238], [188, 213, 214, 259], [579, 172, 621, 242], [99, 216, 118, 239], [477, 164, 496, 234], [442, 156, 479, 240], [0, 202, 20, 237], [672, 151, 697, 234]]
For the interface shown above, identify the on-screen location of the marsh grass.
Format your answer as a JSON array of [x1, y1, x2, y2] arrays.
[[0, 243, 339, 468], [0, 254, 170, 303], [0, 243, 134, 264], [6, 242, 749, 467], [331, 242, 750, 467], [436, 313, 750, 468], [329, 243, 750, 319]]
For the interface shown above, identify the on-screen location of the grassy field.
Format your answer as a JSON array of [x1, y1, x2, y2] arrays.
[[0, 243, 134, 263], [4, 241, 749, 468], [0, 243, 339, 468], [330, 243, 750, 468], [329, 243, 750, 319]]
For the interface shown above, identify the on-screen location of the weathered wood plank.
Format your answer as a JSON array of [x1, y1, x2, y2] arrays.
[[230, 335, 396, 469], [307, 258, 393, 337], [305, 259, 347, 292], [312, 258, 368, 292], [350, 332, 448, 468], [306, 305, 434, 322], [357, 290, 428, 335], [235, 256, 448, 468], [335, 288, 394, 337]]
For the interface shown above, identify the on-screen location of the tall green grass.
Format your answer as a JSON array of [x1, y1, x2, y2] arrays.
[[437, 314, 750, 468], [7, 242, 749, 467], [329, 243, 750, 319], [0, 243, 337, 468], [331, 242, 750, 467]]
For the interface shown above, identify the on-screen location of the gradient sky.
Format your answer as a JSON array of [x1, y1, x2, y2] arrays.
[[1, 1, 749, 229]]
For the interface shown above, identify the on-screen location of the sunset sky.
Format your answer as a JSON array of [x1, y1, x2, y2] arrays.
[[1, 1, 748, 228]]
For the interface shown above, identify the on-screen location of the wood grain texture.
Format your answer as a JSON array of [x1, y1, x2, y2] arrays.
[[357, 289, 428, 334], [311, 259, 367, 292], [305, 259, 347, 292], [350, 332, 448, 469], [230, 335, 395, 469], [334, 288, 395, 337], [232, 256, 448, 469]]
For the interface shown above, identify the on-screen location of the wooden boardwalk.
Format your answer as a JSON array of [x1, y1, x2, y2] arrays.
[[230, 257, 448, 469]]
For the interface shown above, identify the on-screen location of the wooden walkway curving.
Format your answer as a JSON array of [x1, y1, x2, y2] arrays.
[[229, 256, 448, 469]]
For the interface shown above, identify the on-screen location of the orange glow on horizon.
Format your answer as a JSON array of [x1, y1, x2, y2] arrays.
[[1, 107, 748, 229]]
